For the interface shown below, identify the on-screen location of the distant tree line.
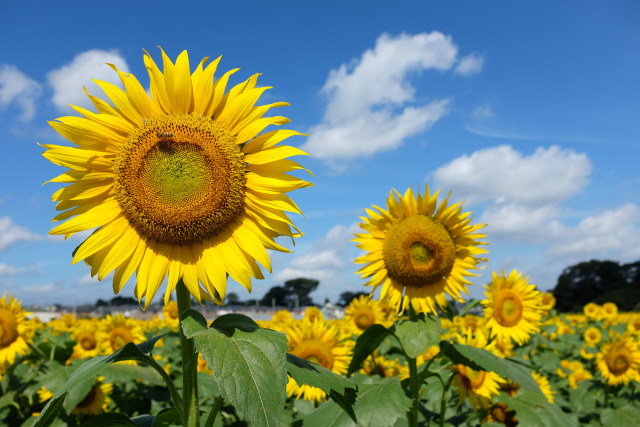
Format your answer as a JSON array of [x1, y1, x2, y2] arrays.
[[552, 260, 640, 312]]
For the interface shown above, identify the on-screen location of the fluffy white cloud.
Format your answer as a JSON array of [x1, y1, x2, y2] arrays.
[[433, 145, 592, 205], [481, 203, 565, 242], [454, 52, 485, 76], [0, 64, 42, 120], [0, 217, 42, 251], [274, 223, 359, 286], [303, 32, 471, 164], [47, 49, 130, 111], [0, 263, 17, 275], [548, 204, 640, 260]]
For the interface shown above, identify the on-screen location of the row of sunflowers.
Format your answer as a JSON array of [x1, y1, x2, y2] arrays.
[[1, 290, 639, 425]]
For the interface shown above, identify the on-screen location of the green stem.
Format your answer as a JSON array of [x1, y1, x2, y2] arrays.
[[204, 396, 224, 427], [146, 355, 184, 420], [177, 279, 200, 427], [439, 373, 455, 427], [407, 305, 420, 427]]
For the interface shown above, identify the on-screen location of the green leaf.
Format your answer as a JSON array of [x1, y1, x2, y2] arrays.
[[182, 311, 288, 427], [210, 312, 260, 332], [601, 405, 640, 426], [101, 364, 164, 386], [33, 338, 162, 427], [79, 413, 138, 426], [350, 376, 411, 427], [458, 299, 483, 317], [0, 391, 16, 409], [196, 371, 220, 401], [393, 315, 440, 359], [496, 390, 579, 427], [439, 341, 539, 392], [151, 408, 181, 427], [302, 400, 356, 427], [347, 324, 394, 376]]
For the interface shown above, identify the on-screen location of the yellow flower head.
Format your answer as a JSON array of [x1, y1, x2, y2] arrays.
[[583, 326, 602, 347], [360, 351, 409, 379], [344, 295, 387, 332], [72, 381, 113, 415], [43, 49, 311, 308], [0, 293, 34, 365], [532, 372, 555, 403], [482, 270, 543, 345], [602, 302, 618, 322], [596, 335, 640, 386], [162, 300, 180, 330], [283, 319, 352, 402], [97, 314, 145, 355], [354, 185, 487, 315], [69, 318, 101, 361], [583, 302, 603, 321], [303, 306, 324, 323]]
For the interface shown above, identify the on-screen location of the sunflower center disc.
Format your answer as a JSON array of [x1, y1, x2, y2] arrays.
[[110, 327, 133, 351], [81, 336, 96, 351], [461, 365, 486, 389], [294, 341, 335, 370], [355, 311, 375, 330], [494, 292, 523, 327], [382, 215, 456, 289], [607, 350, 630, 375], [0, 308, 18, 348], [114, 114, 245, 245]]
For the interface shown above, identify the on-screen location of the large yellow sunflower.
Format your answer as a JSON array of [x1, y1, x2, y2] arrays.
[[482, 270, 543, 345], [283, 319, 352, 402], [354, 186, 487, 314], [0, 294, 34, 365], [596, 334, 640, 386], [43, 49, 311, 308], [344, 295, 388, 333]]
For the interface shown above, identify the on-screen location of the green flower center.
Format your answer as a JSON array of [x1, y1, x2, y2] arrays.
[[113, 114, 246, 245], [382, 215, 456, 289]]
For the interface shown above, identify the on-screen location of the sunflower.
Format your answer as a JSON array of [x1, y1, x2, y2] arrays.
[[69, 318, 101, 361], [283, 319, 352, 402], [482, 270, 543, 345], [48, 313, 77, 335], [602, 302, 618, 323], [360, 350, 409, 379], [303, 306, 324, 323], [583, 303, 603, 321], [354, 186, 487, 315], [451, 329, 505, 409], [162, 300, 180, 330], [596, 335, 640, 386], [43, 49, 311, 308], [0, 294, 34, 365], [485, 402, 518, 427], [532, 372, 554, 403], [344, 295, 387, 333], [97, 314, 145, 355], [583, 326, 602, 347], [72, 380, 113, 416]]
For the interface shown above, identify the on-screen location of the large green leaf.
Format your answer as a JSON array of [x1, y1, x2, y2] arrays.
[[601, 405, 640, 426], [182, 310, 288, 427], [439, 341, 539, 392], [33, 335, 165, 427], [347, 324, 394, 376], [350, 376, 411, 427], [393, 315, 440, 359], [78, 413, 138, 426], [303, 400, 355, 427], [496, 390, 579, 427]]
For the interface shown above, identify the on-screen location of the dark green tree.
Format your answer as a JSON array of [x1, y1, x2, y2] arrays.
[[283, 278, 319, 306], [552, 260, 640, 312], [260, 286, 290, 307], [336, 291, 369, 307]]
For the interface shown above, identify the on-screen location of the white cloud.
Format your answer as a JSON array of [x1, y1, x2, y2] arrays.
[[0, 263, 17, 275], [433, 145, 592, 205], [274, 223, 360, 286], [454, 52, 485, 76], [472, 105, 493, 120], [0, 64, 42, 120], [303, 32, 468, 164], [548, 204, 640, 260], [47, 49, 130, 112], [0, 217, 42, 251], [481, 203, 565, 243]]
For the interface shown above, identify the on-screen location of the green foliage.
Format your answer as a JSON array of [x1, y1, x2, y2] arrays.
[[393, 315, 440, 359], [181, 310, 289, 427], [347, 325, 393, 376]]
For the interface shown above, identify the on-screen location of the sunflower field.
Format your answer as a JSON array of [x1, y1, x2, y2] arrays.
[[1, 294, 640, 426], [1, 48, 638, 426]]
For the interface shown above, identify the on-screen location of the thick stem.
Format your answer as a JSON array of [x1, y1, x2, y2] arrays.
[[177, 280, 200, 427], [407, 304, 420, 427]]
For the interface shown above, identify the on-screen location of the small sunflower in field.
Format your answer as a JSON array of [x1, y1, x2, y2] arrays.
[[354, 186, 487, 315], [451, 329, 505, 408], [532, 372, 555, 403], [284, 319, 351, 402], [303, 306, 324, 323], [162, 300, 180, 330], [344, 295, 387, 333], [360, 351, 409, 379], [485, 402, 518, 427], [583, 326, 602, 347], [72, 380, 113, 415], [416, 344, 440, 366], [43, 49, 310, 308], [48, 313, 76, 334], [596, 334, 640, 386], [97, 314, 145, 355], [539, 292, 556, 314], [0, 294, 34, 365], [482, 270, 543, 345], [602, 302, 618, 323], [583, 303, 603, 321], [568, 367, 593, 389], [69, 318, 101, 361]]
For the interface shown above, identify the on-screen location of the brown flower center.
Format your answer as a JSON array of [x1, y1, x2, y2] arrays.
[[0, 308, 18, 348]]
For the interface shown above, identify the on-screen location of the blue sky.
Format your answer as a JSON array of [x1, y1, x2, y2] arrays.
[[1, 0, 639, 306]]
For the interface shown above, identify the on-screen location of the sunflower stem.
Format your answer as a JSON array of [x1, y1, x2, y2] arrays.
[[407, 305, 420, 427], [177, 280, 200, 427]]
